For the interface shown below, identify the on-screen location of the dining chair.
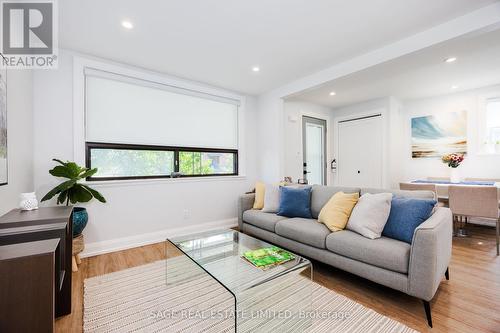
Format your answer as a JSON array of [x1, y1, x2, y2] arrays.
[[448, 185, 499, 256], [464, 179, 500, 209], [399, 183, 445, 206], [464, 178, 500, 182]]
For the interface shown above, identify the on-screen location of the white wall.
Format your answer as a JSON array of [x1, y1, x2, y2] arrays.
[[0, 70, 34, 216], [33, 50, 258, 256], [400, 85, 500, 181], [256, 94, 284, 182], [283, 100, 334, 184]]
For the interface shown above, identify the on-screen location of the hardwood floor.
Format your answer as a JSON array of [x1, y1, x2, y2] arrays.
[[56, 225, 500, 333]]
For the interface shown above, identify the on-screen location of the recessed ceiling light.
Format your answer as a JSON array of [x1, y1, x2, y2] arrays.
[[121, 20, 134, 29], [451, 85, 459, 90], [252, 66, 260, 72], [329, 91, 336, 96], [444, 57, 457, 63]]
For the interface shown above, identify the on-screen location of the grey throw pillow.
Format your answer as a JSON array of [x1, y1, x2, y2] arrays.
[[262, 184, 280, 213], [347, 192, 392, 239]]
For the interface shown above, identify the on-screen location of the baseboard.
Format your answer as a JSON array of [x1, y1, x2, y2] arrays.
[[80, 218, 238, 258]]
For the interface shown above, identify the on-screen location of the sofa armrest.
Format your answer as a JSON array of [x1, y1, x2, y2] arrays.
[[407, 207, 453, 301], [238, 193, 255, 230]]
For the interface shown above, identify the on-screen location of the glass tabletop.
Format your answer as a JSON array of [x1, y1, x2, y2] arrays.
[[168, 229, 311, 295]]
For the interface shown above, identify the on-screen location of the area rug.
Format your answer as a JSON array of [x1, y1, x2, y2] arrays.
[[84, 256, 418, 333]]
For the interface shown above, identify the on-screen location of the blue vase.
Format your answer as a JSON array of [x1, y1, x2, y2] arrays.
[[72, 207, 88, 237]]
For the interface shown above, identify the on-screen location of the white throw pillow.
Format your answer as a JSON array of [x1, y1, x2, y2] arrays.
[[262, 184, 280, 213], [347, 193, 392, 239]]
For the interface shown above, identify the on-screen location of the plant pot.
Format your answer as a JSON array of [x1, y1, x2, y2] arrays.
[[72, 207, 88, 237], [495, 144, 500, 154], [450, 167, 461, 183]]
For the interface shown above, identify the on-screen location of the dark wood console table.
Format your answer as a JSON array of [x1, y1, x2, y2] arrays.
[[0, 239, 60, 332], [0, 207, 73, 317]]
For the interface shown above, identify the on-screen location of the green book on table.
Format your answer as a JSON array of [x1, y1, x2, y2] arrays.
[[242, 246, 295, 269]]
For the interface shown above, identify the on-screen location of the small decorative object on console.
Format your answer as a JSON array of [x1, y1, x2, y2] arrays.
[[19, 192, 39, 211]]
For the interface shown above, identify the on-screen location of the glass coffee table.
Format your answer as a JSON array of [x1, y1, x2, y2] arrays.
[[166, 229, 313, 333]]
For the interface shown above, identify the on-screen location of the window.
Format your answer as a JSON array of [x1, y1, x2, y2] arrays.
[[84, 69, 240, 180], [179, 151, 236, 176], [485, 98, 500, 144], [87, 144, 175, 179], [87, 143, 237, 180]]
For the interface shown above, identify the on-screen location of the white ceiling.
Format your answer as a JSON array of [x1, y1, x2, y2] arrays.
[[290, 27, 500, 108], [59, 0, 498, 95]]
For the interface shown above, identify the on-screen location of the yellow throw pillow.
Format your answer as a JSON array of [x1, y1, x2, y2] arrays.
[[318, 192, 359, 232], [253, 181, 289, 209], [253, 182, 266, 209]]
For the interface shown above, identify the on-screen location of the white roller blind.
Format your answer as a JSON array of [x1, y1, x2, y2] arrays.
[[85, 71, 239, 149]]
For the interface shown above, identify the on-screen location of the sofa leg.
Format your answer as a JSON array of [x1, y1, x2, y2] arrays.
[[445, 267, 449, 280], [423, 300, 433, 328]]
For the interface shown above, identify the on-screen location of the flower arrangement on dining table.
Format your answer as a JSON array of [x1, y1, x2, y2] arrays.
[[441, 153, 465, 168]]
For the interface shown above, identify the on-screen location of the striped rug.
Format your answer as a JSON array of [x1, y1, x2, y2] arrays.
[[84, 256, 418, 333]]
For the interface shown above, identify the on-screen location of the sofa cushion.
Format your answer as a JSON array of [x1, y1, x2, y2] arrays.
[[262, 183, 280, 213], [277, 186, 313, 218], [311, 185, 361, 219], [326, 230, 411, 274], [382, 197, 437, 244], [318, 192, 359, 232], [253, 181, 266, 209], [347, 192, 392, 239], [275, 218, 331, 249], [242, 210, 288, 232]]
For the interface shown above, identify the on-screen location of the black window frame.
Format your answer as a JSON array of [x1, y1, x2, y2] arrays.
[[85, 142, 238, 181]]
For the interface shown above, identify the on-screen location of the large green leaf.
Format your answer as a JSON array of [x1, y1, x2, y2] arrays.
[[41, 179, 77, 202], [69, 184, 93, 204], [52, 158, 67, 166], [49, 165, 76, 179], [56, 191, 68, 205], [81, 184, 106, 203], [79, 168, 98, 179], [65, 162, 83, 178]]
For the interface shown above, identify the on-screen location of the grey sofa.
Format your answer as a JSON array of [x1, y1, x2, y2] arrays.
[[238, 185, 452, 327]]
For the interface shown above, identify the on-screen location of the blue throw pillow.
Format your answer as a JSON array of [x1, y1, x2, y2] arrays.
[[277, 186, 312, 218], [382, 197, 436, 244]]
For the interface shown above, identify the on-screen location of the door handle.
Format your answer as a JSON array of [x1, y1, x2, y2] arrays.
[[357, 170, 361, 174]]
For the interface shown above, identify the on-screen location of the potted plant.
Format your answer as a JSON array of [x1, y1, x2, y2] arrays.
[[41, 159, 106, 237], [441, 153, 465, 183]]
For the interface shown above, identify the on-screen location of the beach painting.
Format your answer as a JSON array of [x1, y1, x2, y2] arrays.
[[411, 111, 467, 158], [0, 67, 6, 185]]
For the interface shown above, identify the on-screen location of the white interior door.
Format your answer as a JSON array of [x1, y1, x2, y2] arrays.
[[303, 116, 326, 185], [337, 115, 383, 188]]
